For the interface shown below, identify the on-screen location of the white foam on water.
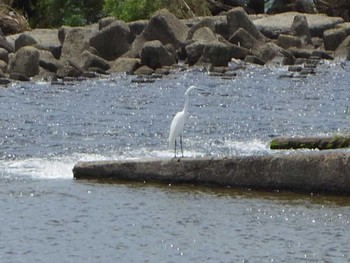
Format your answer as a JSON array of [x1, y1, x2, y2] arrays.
[[0, 153, 111, 180], [222, 139, 271, 156], [0, 140, 271, 180], [0, 150, 181, 180]]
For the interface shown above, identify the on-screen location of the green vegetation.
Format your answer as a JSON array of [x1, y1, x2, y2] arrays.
[[30, 0, 104, 27], [23, 0, 210, 28], [162, 0, 210, 20], [103, 0, 210, 22], [103, 0, 163, 22]]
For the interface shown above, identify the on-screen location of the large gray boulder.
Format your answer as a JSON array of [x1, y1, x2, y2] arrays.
[[90, 20, 131, 61], [108, 57, 141, 74], [191, 27, 218, 43], [187, 17, 215, 40], [60, 26, 97, 61], [140, 40, 176, 70], [186, 16, 228, 39], [323, 28, 348, 51], [184, 41, 206, 65], [129, 9, 189, 57], [258, 42, 295, 65], [8, 46, 39, 77], [228, 28, 260, 50], [8, 29, 61, 56], [201, 42, 251, 66], [227, 7, 266, 41], [75, 50, 110, 71], [98, 17, 117, 30], [38, 49, 62, 73], [128, 20, 148, 41], [14, 33, 37, 51], [290, 15, 312, 46]]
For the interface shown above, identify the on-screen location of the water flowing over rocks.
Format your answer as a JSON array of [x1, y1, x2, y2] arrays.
[[0, 6, 350, 85]]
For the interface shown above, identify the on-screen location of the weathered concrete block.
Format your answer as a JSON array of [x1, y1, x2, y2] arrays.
[[73, 152, 350, 194]]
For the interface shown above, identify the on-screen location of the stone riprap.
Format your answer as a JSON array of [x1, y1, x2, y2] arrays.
[[1, 7, 350, 85], [73, 151, 350, 194]]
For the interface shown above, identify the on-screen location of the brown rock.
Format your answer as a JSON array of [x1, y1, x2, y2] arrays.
[[8, 46, 39, 77], [108, 57, 141, 74]]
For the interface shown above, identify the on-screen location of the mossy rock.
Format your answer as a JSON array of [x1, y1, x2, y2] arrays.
[[167, 0, 211, 19], [270, 135, 350, 150]]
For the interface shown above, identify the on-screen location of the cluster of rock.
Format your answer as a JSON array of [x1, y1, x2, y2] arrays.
[[0, 7, 350, 85]]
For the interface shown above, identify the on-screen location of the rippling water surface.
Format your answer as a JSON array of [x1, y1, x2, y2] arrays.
[[1, 61, 350, 262]]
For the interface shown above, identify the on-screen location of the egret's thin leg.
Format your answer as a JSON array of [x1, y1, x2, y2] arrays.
[[180, 134, 184, 157], [174, 139, 177, 158]]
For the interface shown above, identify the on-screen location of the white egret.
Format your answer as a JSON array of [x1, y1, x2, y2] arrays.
[[168, 85, 200, 157]]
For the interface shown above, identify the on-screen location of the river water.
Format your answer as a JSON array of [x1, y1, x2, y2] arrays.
[[1, 61, 350, 262]]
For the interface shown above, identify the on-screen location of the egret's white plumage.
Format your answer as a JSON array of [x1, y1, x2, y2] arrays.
[[168, 85, 198, 157]]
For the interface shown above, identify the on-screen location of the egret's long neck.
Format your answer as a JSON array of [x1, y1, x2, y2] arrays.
[[183, 93, 190, 113]]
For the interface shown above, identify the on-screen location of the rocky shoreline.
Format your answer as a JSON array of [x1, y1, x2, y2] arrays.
[[0, 7, 350, 86]]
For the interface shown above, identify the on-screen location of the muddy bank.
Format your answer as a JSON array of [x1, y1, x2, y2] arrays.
[[73, 151, 350, 194]]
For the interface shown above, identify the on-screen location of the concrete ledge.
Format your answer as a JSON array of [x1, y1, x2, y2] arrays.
[[72, 151, 350, 194]]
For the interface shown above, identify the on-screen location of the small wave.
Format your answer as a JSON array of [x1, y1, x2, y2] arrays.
[[222, 139, 270, 156], [0, 153, 112, 180], [0, 147, 214, 181]]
